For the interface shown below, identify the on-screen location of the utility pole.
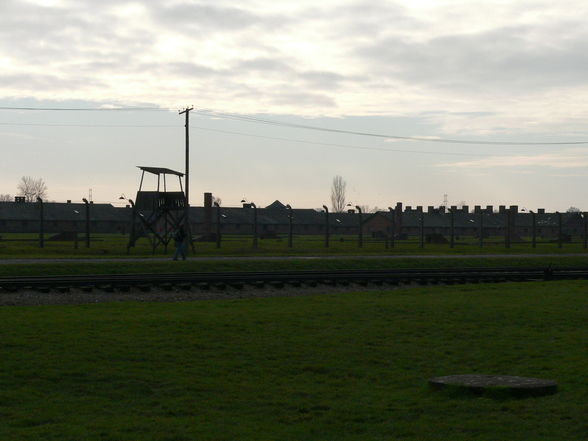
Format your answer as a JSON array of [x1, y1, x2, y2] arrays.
[[179, 106, 194, 251], [37, 197, 44, 248], [322, 205, 329, 248], [286, 204, 293, 248], [82, 198, 90, 248], [449, 208, 455, 248], [419, 209, 425, 249], [214, 201, 221, 249], [388, 207, 395, 249], [355, 205, 363, 248]]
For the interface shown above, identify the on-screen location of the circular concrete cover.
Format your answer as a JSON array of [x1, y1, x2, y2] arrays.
[[429, 374, 558, 397]]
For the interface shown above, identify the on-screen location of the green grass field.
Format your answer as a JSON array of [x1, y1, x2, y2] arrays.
[[1, 232, 587, 258], [1, 281, 587, 440], [2, 254, 588, 277]]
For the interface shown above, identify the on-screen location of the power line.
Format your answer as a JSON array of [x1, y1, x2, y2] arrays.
[[189, 125, 495, 157], [194, 108, 588, 146], [0, 120, 502, 157], [2, 104, 588, 146], [0, 106, 170, 111], [0, 122, 178, 128]]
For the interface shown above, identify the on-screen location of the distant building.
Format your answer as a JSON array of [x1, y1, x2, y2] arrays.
[[0, 201, 129, 234], [0, 196, 580, 239]]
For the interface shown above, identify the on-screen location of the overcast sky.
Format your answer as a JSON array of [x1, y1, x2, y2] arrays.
[[2, 0, 588, 211]]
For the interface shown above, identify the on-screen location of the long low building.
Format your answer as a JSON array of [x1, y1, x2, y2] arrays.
[[0, 201, 130, 234], [0, 198, 584, 239]]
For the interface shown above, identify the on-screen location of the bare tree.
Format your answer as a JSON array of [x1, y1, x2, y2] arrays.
[[212, 195, 222, 206], [567, 206, 581, 213], [17, 176, 47, 202], [0, 194, 12, 202], [330, 175, 347, 212]]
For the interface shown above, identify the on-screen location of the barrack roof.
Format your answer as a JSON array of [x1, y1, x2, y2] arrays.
[[137, 166, 184, 177]]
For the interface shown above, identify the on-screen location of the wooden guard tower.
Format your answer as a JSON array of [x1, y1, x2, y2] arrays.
[[127, 166, 188, 253]]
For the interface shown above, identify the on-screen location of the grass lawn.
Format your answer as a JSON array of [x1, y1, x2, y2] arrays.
[[2, 254, 588, 277], [1, 233, 588, 258], [1, 281, 587, 440]]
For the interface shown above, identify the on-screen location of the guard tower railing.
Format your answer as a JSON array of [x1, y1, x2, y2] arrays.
[[135, 191, 187, 212]]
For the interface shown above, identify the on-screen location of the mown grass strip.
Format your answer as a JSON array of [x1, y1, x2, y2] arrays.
[[2, 233, 588, 258], [1, 281, 587, 440], [1, 255, 588, 277]]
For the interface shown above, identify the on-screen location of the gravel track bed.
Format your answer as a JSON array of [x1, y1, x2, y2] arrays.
[[0, 283, 406, 306]]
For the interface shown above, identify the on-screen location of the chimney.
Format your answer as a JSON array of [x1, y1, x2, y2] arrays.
[[204, 192, 213, 234], [499, 205, 506, 214], [474, 205, 481, 214], [486, 205, 493, 213], [427, 206, 434, 213], [538, 208, 545, 214], [461, 205, 469, 213], [67, 200, 71, 204], [509, 205, 518, 214], [394, 202, 403, 235], [416, 205, 423, 212], [405, 206, 412, 212]]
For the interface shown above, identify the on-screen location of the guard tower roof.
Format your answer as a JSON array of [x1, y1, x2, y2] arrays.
[[137, 166, 184, 177]]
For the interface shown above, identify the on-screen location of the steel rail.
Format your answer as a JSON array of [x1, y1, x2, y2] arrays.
[[1, 267, 587, 291]]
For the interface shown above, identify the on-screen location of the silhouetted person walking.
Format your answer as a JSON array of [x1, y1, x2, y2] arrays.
[[173, 227, 186, 261]]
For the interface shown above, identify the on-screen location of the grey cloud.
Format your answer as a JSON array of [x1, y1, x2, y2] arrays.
[[419, 110, 496, 118], [73, 61, 136, 74], [334, 0, 419, 33], [357, 23, 588, 94], [299, 71, 346, 90], [339, 0, 408, 17], [232, 58, 348, 91], [151, 3, 263, 32], [143, 61, 256, 80], [0, 73, 106, 90], [297, 1, 415, 27], [270, 91, 337, 108], [212, 79, 337, 108], [295, 1, 420, 41], [0, 1, 154, 64], [226, 83, 270, 100], [164, 62, 227, 77], [236, 58, 293, 73], [1, 1, 99, 37]]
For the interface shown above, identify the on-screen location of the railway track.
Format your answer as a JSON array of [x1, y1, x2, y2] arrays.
[[1, 267, 587, 293]]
